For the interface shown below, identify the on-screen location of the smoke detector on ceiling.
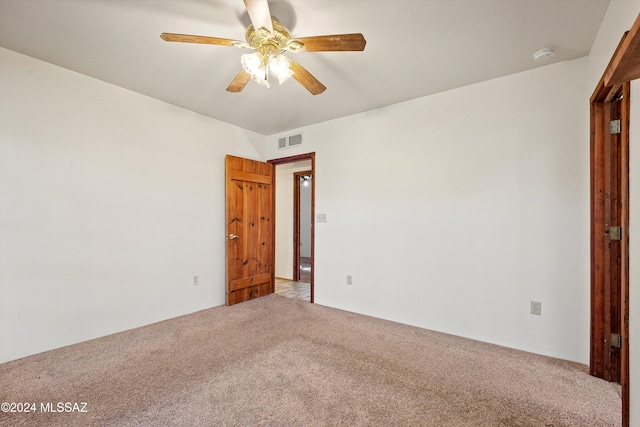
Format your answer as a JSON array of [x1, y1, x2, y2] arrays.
[[533, 46, 556, 63]]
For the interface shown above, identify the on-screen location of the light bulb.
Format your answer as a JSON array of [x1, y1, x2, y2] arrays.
[[269, 54, 293, 84], [241, 52, 263, 75], [253, 65, 269, 88], [241, 52, 270, 88]]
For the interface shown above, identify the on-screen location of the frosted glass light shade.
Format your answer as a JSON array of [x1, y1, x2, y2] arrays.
[[241, 52, 263, 75], [269, 54, 293, 84]]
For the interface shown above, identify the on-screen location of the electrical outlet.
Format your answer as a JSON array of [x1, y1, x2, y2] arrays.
[[530, 301, 542, 315], [193, 275, 199, 286], [347, 275, 352, 285]]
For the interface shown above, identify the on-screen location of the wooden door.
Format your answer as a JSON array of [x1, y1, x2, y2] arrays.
[[590, 83, 627, 383], [225, 155, 274, 306]]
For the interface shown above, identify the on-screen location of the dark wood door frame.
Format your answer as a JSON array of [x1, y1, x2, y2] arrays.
[[268, 153, 315, 303], [590, 13, 639, 427], [293, 170, 313, 282]]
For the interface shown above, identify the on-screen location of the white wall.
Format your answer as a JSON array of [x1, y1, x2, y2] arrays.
[[0, 48, 263, 363], [274, 160, 312, 279], [267, 57, 591, 363]]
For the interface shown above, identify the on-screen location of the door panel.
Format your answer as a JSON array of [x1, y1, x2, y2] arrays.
[[590, 84, 627, 383], [226, 155, 274, 306]]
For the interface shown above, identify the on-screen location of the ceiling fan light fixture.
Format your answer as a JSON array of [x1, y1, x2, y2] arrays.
[[241, 51, 293, 88]]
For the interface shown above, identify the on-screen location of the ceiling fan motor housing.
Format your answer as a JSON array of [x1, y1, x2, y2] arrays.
[[245, 17, 303, 54]]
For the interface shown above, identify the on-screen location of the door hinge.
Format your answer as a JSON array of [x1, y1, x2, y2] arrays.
[[610, 119, 621, 134], [610, 333, 621, 349], [609, 226, 622, 241]]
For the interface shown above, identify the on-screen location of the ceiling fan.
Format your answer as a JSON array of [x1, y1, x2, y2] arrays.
[[160, 0, 366, 95]]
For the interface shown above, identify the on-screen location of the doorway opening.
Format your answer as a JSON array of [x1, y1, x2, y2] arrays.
[[269, 153, 315, 303], [294, 171, 313, 284]]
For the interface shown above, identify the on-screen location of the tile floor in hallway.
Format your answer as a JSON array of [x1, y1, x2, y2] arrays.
[[275, 278, 310, 301]]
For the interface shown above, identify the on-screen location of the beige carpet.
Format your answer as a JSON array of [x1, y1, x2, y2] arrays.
[[0, 294, 621, 426]]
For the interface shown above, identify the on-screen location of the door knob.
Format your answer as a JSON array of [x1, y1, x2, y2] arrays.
[[227, 233, 239, 240]]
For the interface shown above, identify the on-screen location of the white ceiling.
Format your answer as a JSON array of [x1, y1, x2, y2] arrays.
[[0, 0, 611, 135]]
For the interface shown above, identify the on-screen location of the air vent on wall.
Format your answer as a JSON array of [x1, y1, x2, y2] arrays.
[[278, 133, 303, 149]]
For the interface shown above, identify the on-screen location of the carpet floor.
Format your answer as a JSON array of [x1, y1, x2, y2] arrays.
[[0, 294, 621, 426]]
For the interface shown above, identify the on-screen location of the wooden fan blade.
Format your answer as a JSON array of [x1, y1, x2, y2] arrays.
[[226, 70, 252, 93], [290, 61, 326, 95], [243, 0, 273, 35], [290, 34, 366, 52], [160, 33, 248, 48]]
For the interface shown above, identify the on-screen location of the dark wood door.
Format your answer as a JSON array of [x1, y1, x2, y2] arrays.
[[590, 86, 626, 383], [225, 155, 274, 306]]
